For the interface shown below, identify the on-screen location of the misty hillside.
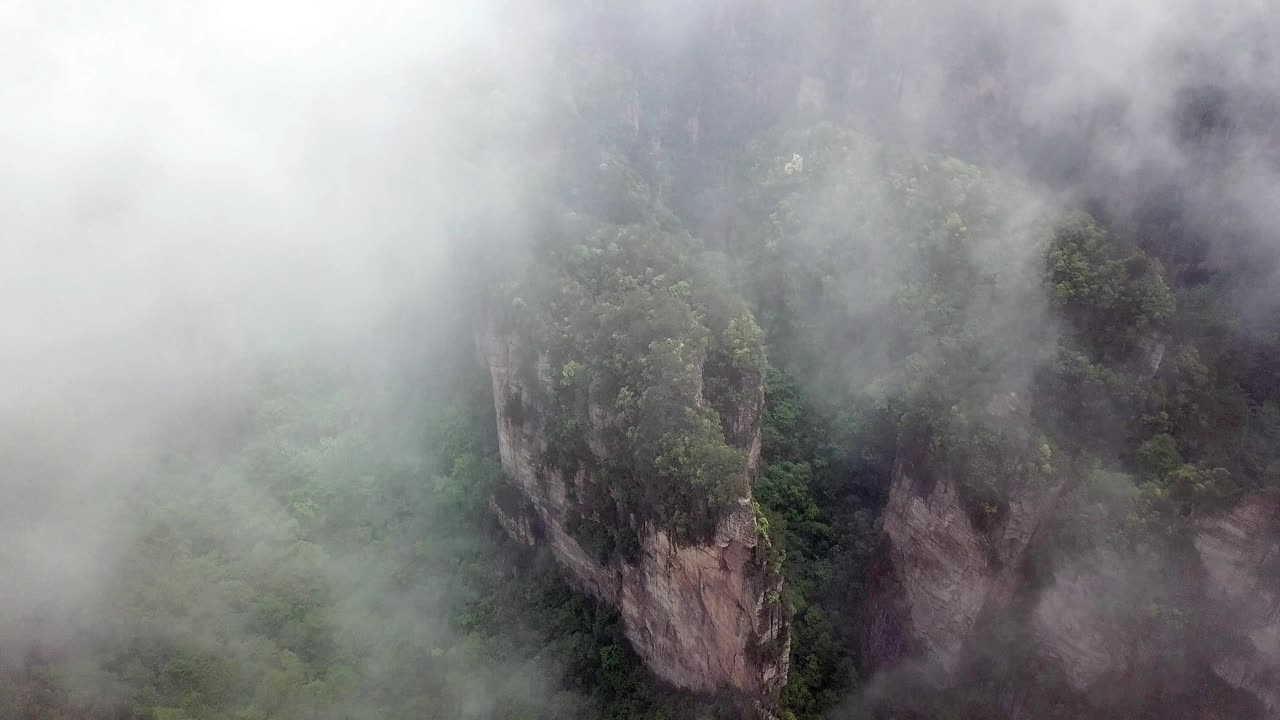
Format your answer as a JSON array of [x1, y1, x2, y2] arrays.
[[4, 2, 1279, 720]]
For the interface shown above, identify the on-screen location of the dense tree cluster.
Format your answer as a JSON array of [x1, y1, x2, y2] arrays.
[[498, 153, 767, 547], [2, 357, 739, 720], [721, 120, 1280, 718]]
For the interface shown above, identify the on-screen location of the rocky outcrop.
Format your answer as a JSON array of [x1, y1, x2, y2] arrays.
[[478, 324, 788, 708], [1031, 551, 1132, 690], [872, 447, 1280, 719], [1195, 496, 1280, 717], [869, 449, 1064, 677], [1028, 548, 1175, 701], [1026, 496, 1280, 717]]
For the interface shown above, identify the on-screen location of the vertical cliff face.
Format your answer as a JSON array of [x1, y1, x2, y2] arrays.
[[1026, 497, 1280, 717], [477, 324, 788, 708], [1195, 496, 1280, 717], [1031, 550, 1140, 691], [868, 448, 1063, 676], [870, 444, 1280, 718]]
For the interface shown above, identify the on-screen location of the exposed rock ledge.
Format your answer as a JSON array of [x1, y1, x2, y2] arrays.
[[1027, 497, 1280, 717], [869, 448, 1063, 676], [1032, 550, 1134, 691], [1195, 496, 1280, 718], [873, 444, 1280, 718], [477, 324, 788, 709]]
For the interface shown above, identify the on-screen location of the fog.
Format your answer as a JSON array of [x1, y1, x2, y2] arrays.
[[1, 0, 558, 714], [3, 0, 1278, 717]]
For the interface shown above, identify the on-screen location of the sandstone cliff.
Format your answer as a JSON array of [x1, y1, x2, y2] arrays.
[[870, 445, 1280, 718], [1195, 496, 1280, 717], [477, 324, 789, 708], [1026, 496, 1280, 717], [1031, 550, 1137, 691], [868, 446, 1063, 677]]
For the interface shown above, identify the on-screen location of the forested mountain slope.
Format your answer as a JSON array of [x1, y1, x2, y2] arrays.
[[6, 2, 1280, 720]]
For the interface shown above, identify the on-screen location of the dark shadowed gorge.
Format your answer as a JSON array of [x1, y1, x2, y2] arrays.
[[4, 1, 1280, 719]]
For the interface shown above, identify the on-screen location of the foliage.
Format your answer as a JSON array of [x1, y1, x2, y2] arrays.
[[501, 157, 766, 544], [1045, 213, 1175, 359], [730, 123, 1062, 518], [12, 68, 1280, 720], [729, 120, 1280, 718], [1, 359, 730, 720], [754, 368, 880, 720]]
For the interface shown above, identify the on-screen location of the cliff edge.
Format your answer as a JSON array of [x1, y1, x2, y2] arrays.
[[477, 322, 789, 709]]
